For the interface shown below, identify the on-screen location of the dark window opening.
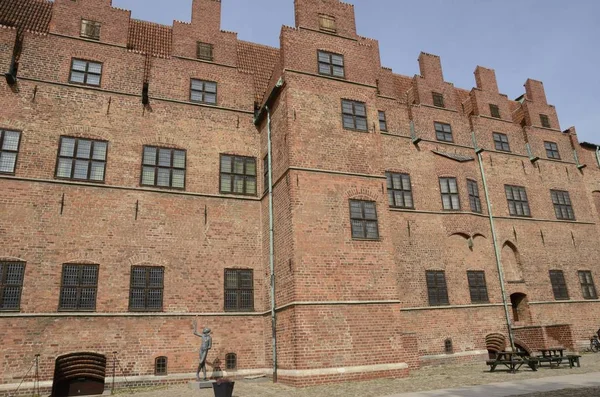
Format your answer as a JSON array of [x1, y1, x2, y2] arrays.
[[432, 92, 445, 108], [342, 100, 368, 131], [56, 137, 107, 182], [439, 177, 460, 210], [579, 271, 598, 300], [197, 42, 214, 61], [129, 266, 164, 312], [505, 185, 531, 217], [59, 264, 99, 311], [0, 262, 25, 311], [319, 14, 336, 33], [434, 122, 453, 142], [378, 111, 388, 131], [318, 51, 344, 78], [493, 132, 510, 152], [544, 141, 560, 159], [69, 59, 102, 86], [467, 179, 482, 213], [224, 269, 254, 311], [540, 114, 551, 128], [467, 271, 489, 303], [349, 200, 379, 240], [155, 356, 167, 376], [225, 353, 237, 370], [0, 129, 21, 174], [444, 338, 453, 354], [386, 172, 413, 209], [190, 79, 217, 105], [489, 104, 501, 118], [141, 146, 186, 189], [426, 270, 449, 306], [551, 190, 575, 220], [220, 155, 257, 196], [549, 270, 569, 300], [80, 19, 101, 40]]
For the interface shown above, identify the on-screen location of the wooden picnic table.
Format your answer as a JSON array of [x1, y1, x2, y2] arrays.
[[539, 348, 564, 358], [486, 351, 538, 373], [536, 348, 581, 368]]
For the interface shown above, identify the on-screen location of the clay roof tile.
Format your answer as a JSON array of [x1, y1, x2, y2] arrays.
[[0, 0, 52, 33], [127, 19, 173, 58], [237, 40, 279, 102]]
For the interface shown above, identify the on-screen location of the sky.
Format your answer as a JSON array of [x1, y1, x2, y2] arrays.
[[112, 0, 600, 144]]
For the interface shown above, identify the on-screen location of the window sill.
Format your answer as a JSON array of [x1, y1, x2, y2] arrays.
[[56, 177, 106, 184], [220, 191, 258, 197], [318, 72, 346, 80], [351, 238, 381, 242], [140, 184, 186, 191], [343, 127, 370, 133]]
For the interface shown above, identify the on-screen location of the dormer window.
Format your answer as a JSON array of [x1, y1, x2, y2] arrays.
[[540, 114, 551, 128], [432, 92, 445, 108], [319, 14, 336, 33], [197, 42, 214, 62], [489, 104, 501, 118], [80, 19, 101, 40]]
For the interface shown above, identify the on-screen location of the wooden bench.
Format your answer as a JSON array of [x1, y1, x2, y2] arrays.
[[567, 354, 581, 368], [486, 356, 538, 372], [536, 355, 564, 368]]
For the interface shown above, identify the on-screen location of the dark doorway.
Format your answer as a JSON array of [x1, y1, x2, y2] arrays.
[[51, 353, 106, 397], [510, 293, 530, 324]]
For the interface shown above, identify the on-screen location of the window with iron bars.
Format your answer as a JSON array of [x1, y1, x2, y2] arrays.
[[0, 262, 25, 311], [129, 266, 164, 312], [426, 271, 449, 306], [349, 200, 379, 240], [56, 137, 107, 182], [549, 270, 569, 300], [225, 353, 237, 370], [155, 357, 168, 376], [0, 129, 21, 174], [224, 269, 254, 311], [467, 271, 489, 303], [59, 264, 99, 311]]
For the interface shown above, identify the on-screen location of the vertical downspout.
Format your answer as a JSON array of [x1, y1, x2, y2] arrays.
[[266, 106, 277, 382], [596, 147, 600, 168], [472, 131, 515, 351]]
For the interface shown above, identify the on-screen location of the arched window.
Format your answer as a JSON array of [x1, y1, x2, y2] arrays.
[[444, 339, 453, 354], [155, 356, 167, 376], [225, 353, 237, 370]]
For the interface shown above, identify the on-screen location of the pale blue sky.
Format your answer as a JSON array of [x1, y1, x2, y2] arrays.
[[112, 0, 599, 144]]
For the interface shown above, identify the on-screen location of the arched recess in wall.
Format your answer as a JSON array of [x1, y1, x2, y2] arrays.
[[501, 241, 524, 282]]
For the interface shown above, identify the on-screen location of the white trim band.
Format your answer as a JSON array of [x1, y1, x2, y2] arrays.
[[420, 350, 488, 361], [276, 362, 408, 377]]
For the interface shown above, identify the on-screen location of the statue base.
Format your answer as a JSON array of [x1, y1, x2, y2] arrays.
[[188, 380, 215, 389]]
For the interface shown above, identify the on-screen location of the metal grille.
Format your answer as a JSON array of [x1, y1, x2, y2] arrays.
[[190, 79, 217, 104], [549, 270, 569, 300], [349, 200, 379, 240], [0, 130, 21, 174], [467, 271, 489, 303], [80, 19, 101, 40], [489, 104, 501, 118], [426, 271, 449, 306], [69, 59, 102, 86], [141, 146, 186, 189], [224, 269, 253, 311], [544, 141, 560, 159], [319, 14, 336, 33], [129, 266, 164, 311], [56, 137, 107, 182], [318, 51, 344, 78], [0, 262, 25, 310], [220, 155, 257, 195], [155, 356, 167, 375], [540, 114, 551, 128], [432, 92, 445, 108], [196, 42, 214, 61], [386, 172, 413, 209], [225, 353, 237, 370], [342, 100, 367, 131], [439, 177, 460, 210], [378, 111, 387, 131], [444, 339, 453, 354], [59, 264, 98, 311], [434, 122, 453, 142], [551, 190, 575, 220], [493, 133, 510, 152], [505, 185, 531, 217], [578, 271, 597, 300], [467, 179, 482, 213]]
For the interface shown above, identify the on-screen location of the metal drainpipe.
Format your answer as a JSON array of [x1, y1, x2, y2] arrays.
[[266, 105, 277, 382], [596, 147, 600, 168], [472, 131, 516, 351]]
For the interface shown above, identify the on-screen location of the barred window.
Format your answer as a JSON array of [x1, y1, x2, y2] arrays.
[[59, 264, 99, 311], [80, 19, 101, 40], [493, 133, 510, 152], [432, 92, 445, 108], [56, 137, 107, 182], [349, 200, 379, 240], [489, 104, 501, 118], [578, 271, 598, 300], [378, 111, 388, 132], [141, 146, 186, 189], [434, 122, 453, 142], [197, 42, 214, 61], [467, 271, 489, 303], [318, 51, 344, 78], [467, 179, 482, 213], [319, 14, 336, 33], [439, 177, 460, 210], [224, 269, 253, 311], [540, 114, 551, 128], [386, 172, 413, 209], [549, 270, 569, 300], [220, 155, 257, 195], [551, 190, 575, 220], [0, 129, 21, 174], [155, 357, 167, 376], [544, 141, 560, 159], [129, 266, 164, 312], [342, 100, 367, 131], [0, 262, 25, 311], [444, 339, 453, 354], [69, 59, 102, 86], [190, 79, 217, 105], [426, 271, 449, 306], [225, 353, 237, 370], [505, 185, 531, 217]]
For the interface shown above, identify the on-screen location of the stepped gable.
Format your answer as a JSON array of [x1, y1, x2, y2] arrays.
[[0, 0, 52, 33], [127, 19, 173, 58], [237, 40, 280, 102]]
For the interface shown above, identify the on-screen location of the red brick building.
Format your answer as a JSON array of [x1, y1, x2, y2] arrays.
[[1, 0, 599, 393]]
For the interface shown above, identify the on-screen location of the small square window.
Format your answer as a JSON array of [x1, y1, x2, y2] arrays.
[[349, 200, 379, 240], [467, 179, 482, 213], [505, 185, 531, 217], [434, 122, 453, 142], [426, 271, 449, 306], [489, 104, 501, 118], [129, 266, 164, 312], [551, 190, 575, 220], [141, 146, 186, 189], [432, 92, 445, 108], [386, 172, 413, 209], [197, 42, 214, 61], [544, 141, 560, 159], [549, 270, 569, 300], [190, 79, 217, 105], [493, 133, 510, 152], [378, 111, 387, 131], [0, 261, 25, 311], [80, 19, 101, 40], [342, 100, 368, 132], [0, 130, 21, 174], [318, 51, 344, 78], [540, 114, 551, 128], [69, 59, 102, 87], [319, 14, 336, 33], [439, 177, 460, 210], [56, 137, 108, 182], [220, 155, 257, 196], [578, 271, 598, 300], [224, 269, 254, 311]]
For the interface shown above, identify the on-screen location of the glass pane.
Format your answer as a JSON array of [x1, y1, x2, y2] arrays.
[[363, 202, 377, 220], [386, 174, 393, 189], [81, 266, 98, 285], [240, 290, 253, 309], [351, 220, 364, 238], [332, 66, 344, 77], [331, 55, 344, 66], [142, 167, 155, 185], [448, 179, 457, 193], [60, 287, 78, 309], [391, 174, 401, 190], [79, 288, 96, 309], [171, 170, 185, 188], [148, 268, 164, 287], [394, 191, 404, 207], [402, 176, 411, 191], [60, 138, 76, 157], [89, 161, 105, 181], [354, 104, 366, 117], [130, 289, 145, 309], [86, 74, 100, 86], [57, 158, 73, 178], [318, 52, 330, 63], [220, 156, 232, 173], [319, 64, 331, 75], [233, 157, 244, 174], [239, 271, 253, 288], [190, 91, 203, 102], [365, 221, 378, 239], [70, 71, 85, 83], [442, 195, 451, 210], [0, 152, 16, 173], [143, 147, 157, 165], [76, 140, 92, 159], [173, 150, 185, 169], [225, 290, 238, 309], [404, 192, 413, 208], [245, 159, 256, 176], [505, 187, 514, 200], [388, 191, 394, 206], [2, 131, 20, 151], [343, 115, 355, 129], [147, 289, 163, 309], [87, 62, 102, 74], [233, 175, 244, 193], [191, 80, 204, 91], [158, 149, 171, 167], [73, 160, 89, 180], [72, 60, 87, 71], [225, 271, 238, 289], [342, 101, 353, 114], [131, 267, 147, 287], [92, 142, 107, 161], [355, 118, 367, 131], [440, 180, 449, 194], [246, 177, 256, 195], [157, 168, 170, 187], [62, 266, 79, 286], [204, 93, 216, 104], [204, 82, 217, 93], [451, 195, 460, 209], [349, 201, 363, 219], [220, 175, 232, 192]]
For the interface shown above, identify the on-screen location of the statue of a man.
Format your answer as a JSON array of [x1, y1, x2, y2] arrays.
[[192, 319, 212, 381]]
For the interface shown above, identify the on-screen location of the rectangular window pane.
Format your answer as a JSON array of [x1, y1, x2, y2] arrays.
[[57, 158, 73, 178], [76, 140, 91, 159], [60, 138, 76, 157], [130, 267, 163, 311], [224, 269, 253, 311], [190, 80, 217, 104], [86, 74, 100, 86], [142, 167, 155, 185], [220, 155, 258, 195], [158, 149, 171, 167], [156, 168, 171, 187], [73, 160, 89, 180], [2, 131, 20, 151], [92, 141, 107, 161], [0, 152, 17, 173], [172, 170, 185, 189]]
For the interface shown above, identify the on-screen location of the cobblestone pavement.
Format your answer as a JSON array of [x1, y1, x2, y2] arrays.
[[115, 353, 600, 397], [509, 388, 600, 397]]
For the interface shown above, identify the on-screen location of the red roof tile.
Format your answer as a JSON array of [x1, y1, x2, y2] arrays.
[[0, 0, 52, 33], [127, 19, 172, 58], [237, 40, 280, 102]]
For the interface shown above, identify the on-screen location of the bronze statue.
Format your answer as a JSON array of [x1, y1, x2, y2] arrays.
[[193, 319, 212, 381]]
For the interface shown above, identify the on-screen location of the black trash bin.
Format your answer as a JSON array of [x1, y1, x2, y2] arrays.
[[212, 380, 235, 397]]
